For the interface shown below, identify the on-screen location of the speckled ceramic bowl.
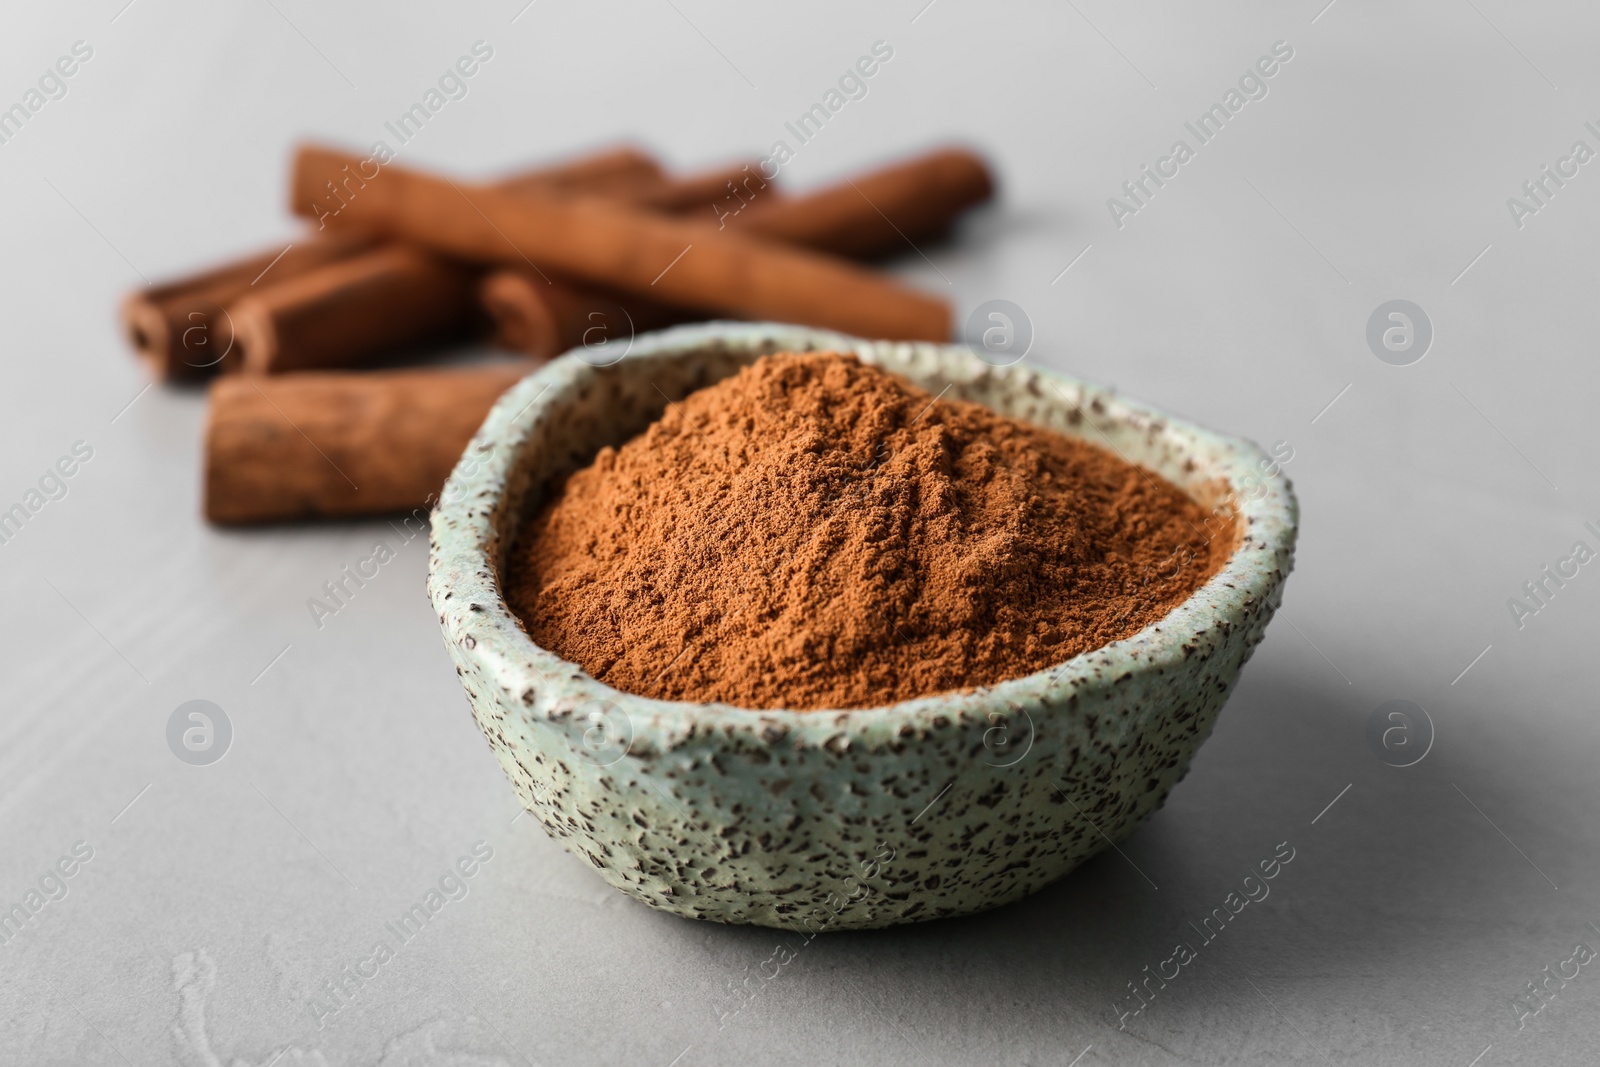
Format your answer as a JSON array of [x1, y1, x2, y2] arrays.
[[427, 322, 1297, 930]]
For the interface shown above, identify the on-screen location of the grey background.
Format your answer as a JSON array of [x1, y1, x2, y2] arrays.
[[2, 0, 1597, 1063]]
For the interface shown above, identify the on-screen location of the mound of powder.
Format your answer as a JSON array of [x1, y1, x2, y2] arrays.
[[504, 352, 1234, 710]]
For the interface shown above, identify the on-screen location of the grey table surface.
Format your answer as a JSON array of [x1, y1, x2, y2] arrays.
[[3, 1, 1599, 1064]]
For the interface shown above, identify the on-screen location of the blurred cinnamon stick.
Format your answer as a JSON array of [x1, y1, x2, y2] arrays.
[[290, 145, 950, 342], [730, 147, 993, 258], [481, 147, 993, 360], [204, 364, 531, 524], [122, 235, 377, 382], [234, 157, 778, 376], [630, 160, 772, 212], [479, 272, 690, 361], [232, 246, 481, 375], [497, 145, 662, 196], [123, 146, 667, 382]]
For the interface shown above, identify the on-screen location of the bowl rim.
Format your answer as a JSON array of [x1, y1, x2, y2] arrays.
[[427, 321, 1298, 753]]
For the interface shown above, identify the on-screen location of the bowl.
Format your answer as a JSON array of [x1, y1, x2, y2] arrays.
[[427, 322, 1297, 930]]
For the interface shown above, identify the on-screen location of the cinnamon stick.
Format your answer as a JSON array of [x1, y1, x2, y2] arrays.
[[479, 271, 690, 361], [731, 147, 993, 258], [121, 234, 377, 382], [125, 146, 667, 382], [236, 157, 783, 376], [478, 148, 991, 360], [204, 364, 531, 524], [496, 145, 661, 196], [290, 145, 950, 342], [626, 160, 772, 213], [231, 246, 480, 375]]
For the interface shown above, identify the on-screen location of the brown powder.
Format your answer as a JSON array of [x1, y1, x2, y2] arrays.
[[504, 352, 1234, 710]]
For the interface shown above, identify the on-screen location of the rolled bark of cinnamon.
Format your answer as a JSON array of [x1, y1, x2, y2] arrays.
[[122, 235, 377, 382], [126, 146, 668, 382], [627, 160, 772, 213], [732, 147, 994, 259], [231, 246, 480, 375], [204, 364, 531, 524], [496, 145, 662, 196], [478, 148, 992, 359], [235, 157, 783, 376], [290, 146, 950, 342], [479, 271, 691, 361]]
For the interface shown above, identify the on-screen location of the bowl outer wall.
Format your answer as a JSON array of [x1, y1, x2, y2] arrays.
[[426, 321, 1298, 929]]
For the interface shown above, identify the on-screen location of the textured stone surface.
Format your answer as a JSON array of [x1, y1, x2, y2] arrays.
[[427, 323, 1298, 929]]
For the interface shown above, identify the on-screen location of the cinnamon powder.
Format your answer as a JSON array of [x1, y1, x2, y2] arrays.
[[504, 352, 1234, 710]]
